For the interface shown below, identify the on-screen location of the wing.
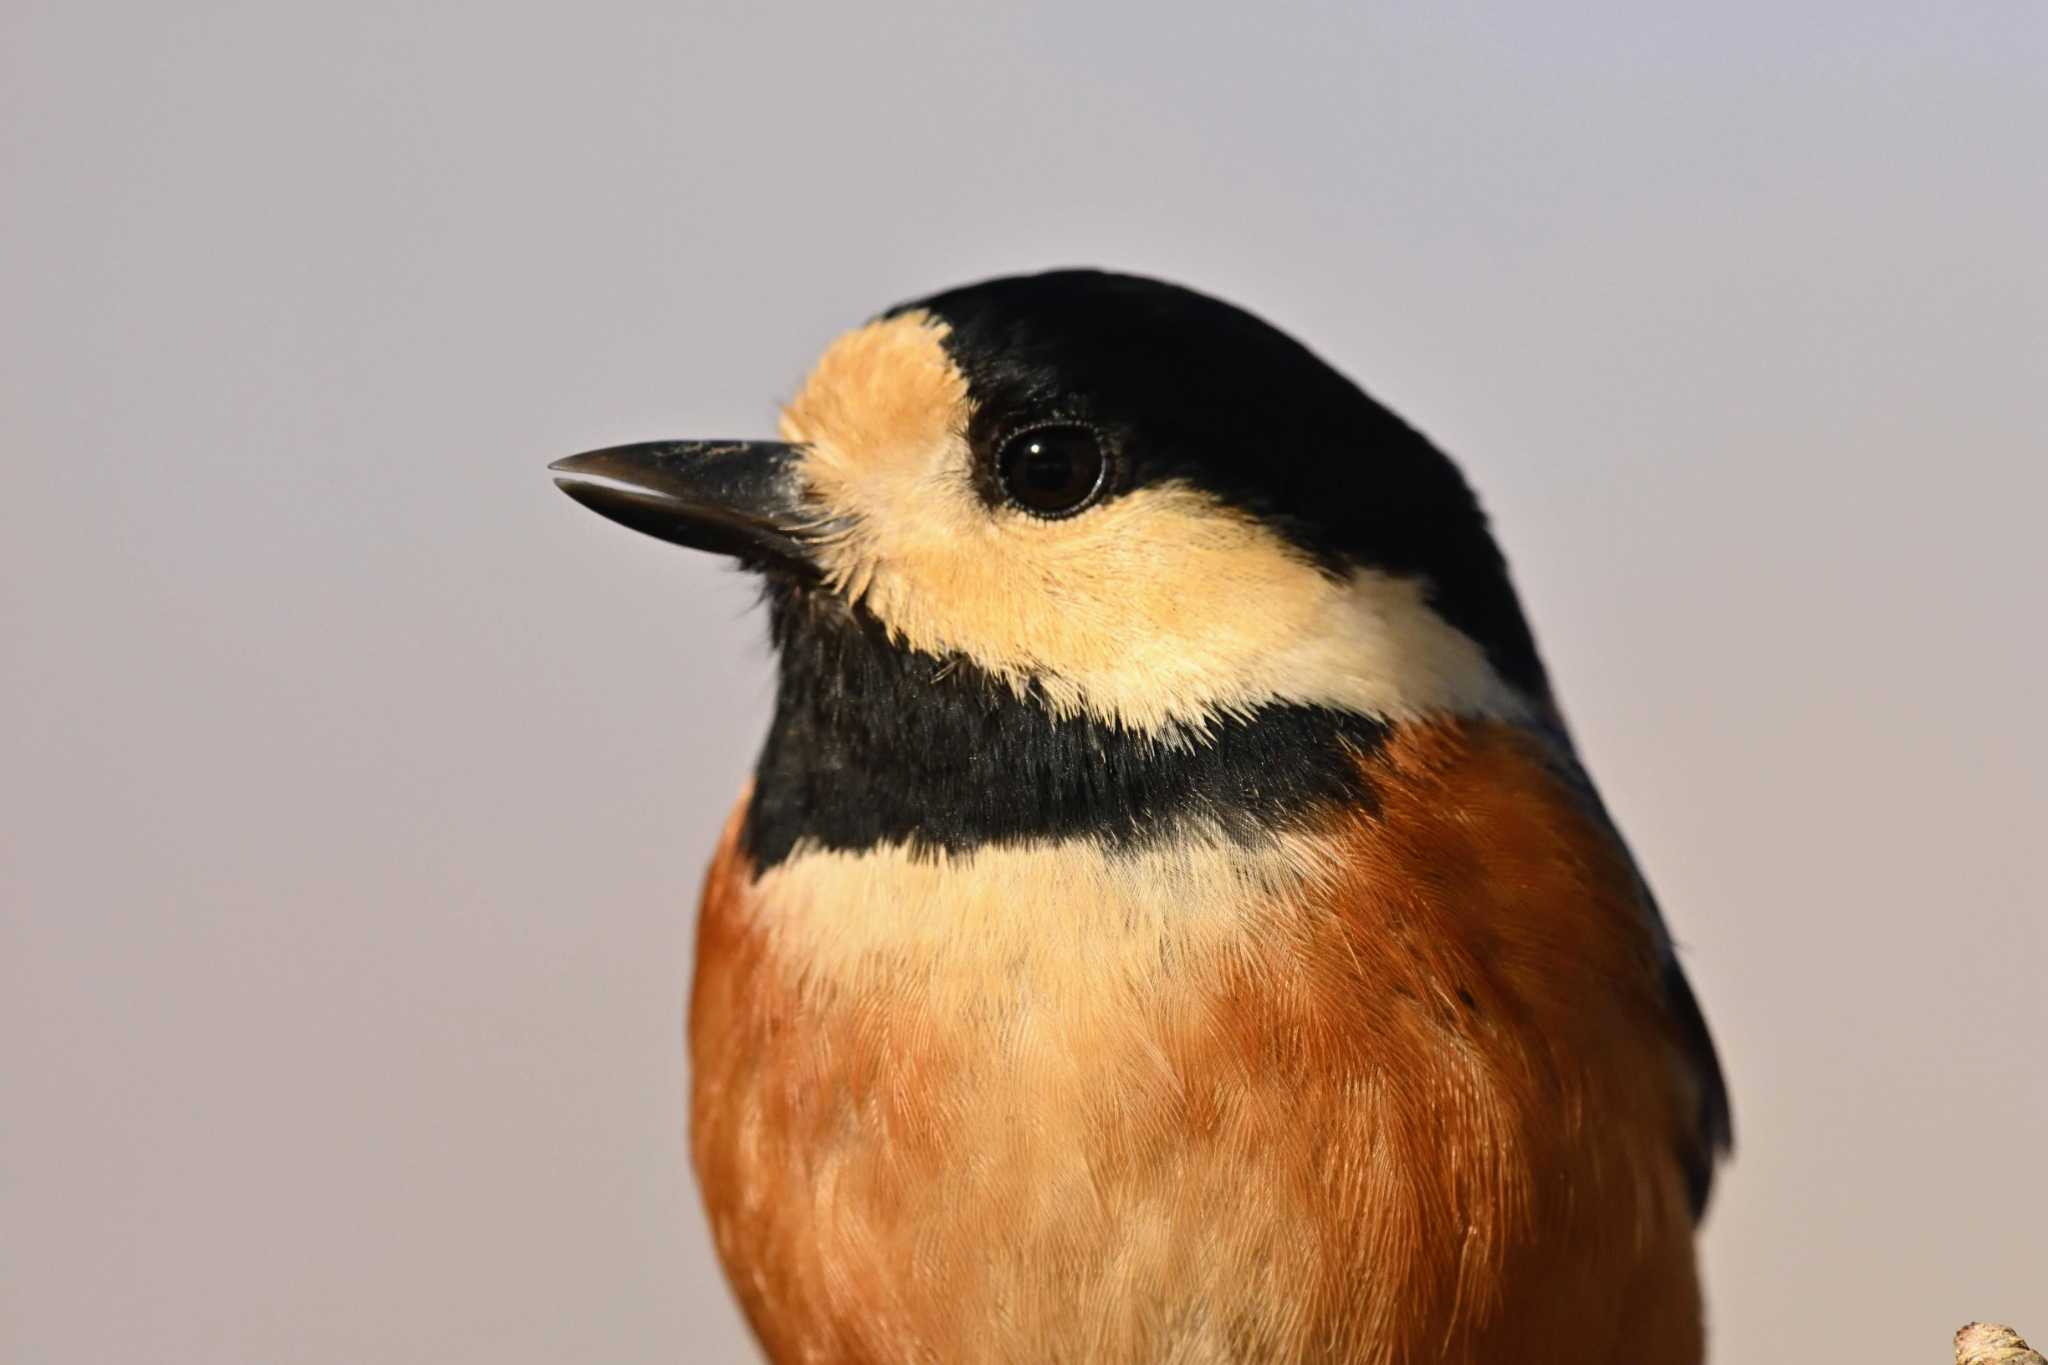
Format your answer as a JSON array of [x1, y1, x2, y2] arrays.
[[1534, 727, 1733, 1217]]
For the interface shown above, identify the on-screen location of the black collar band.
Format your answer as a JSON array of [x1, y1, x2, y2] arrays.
[[741, 587, 1391, 868]]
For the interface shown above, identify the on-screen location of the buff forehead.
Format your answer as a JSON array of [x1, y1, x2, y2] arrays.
[[770, 311, 1526, 735]]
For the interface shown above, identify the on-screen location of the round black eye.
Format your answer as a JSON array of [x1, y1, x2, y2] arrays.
[[995, 424, 1108, 517]]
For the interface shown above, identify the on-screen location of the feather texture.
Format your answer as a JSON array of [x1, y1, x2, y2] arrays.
[[692, 719, 1707, 1365]]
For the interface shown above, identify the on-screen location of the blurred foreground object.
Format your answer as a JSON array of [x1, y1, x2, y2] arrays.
[[1958, 1324, 2046, 1365]]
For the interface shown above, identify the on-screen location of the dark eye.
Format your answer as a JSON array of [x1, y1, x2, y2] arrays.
[[995, 424, 1108, 517]]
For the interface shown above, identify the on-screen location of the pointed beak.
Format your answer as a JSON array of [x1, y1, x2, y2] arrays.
[[548, 440, 820, 577]]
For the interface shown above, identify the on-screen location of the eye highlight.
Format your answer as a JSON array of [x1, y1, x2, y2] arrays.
[[995, 424, 1109, 518]]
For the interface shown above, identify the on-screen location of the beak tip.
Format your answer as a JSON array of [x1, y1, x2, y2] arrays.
[[544, 439, 816, 575]]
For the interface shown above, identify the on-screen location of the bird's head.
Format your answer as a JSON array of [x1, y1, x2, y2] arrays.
[[553, 270, 1548, 743]]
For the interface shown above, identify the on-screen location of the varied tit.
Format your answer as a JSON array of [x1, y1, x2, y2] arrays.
[[551, 269, 1730, 1365]]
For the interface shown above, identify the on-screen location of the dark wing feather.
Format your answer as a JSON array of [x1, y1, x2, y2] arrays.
[[1532, 720, 1733, 1218]]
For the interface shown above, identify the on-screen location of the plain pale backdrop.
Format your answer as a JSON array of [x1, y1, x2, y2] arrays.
[[4, 3, 2044, 1361]]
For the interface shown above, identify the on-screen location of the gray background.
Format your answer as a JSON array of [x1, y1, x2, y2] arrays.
[[5, 3, 2044, 1361]]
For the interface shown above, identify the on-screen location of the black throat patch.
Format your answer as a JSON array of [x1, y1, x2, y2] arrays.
[[740, 586, 1390, 868]]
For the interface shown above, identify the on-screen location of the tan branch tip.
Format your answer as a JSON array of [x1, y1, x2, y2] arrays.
[[1957, 1323, 2046, 1365]]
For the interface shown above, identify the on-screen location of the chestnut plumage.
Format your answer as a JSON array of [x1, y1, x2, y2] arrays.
[[552, 269, 1730, 1364]]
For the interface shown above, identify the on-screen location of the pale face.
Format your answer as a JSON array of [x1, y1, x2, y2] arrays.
[[777, 312, 1530, 738]]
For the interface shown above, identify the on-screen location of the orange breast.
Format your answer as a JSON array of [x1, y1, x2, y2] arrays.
[[688, 720, 1705, 1364]]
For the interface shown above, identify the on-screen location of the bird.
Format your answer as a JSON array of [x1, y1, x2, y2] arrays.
[[549, 269, 1731, 1365]]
